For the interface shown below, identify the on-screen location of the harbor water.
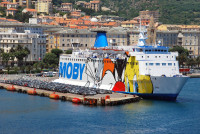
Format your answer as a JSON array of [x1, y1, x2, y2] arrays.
[[0, 78, 200, 134]]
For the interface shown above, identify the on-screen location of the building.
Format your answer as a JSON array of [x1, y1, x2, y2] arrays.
[[90, 0, 100, 12], [157, 24, 200, 31], [146, 16, 156, 44], [127, 30, 140, 46], [7, 2, 18, 9], [156, 29, 200, 58], [0, 2, 9, 8], [29, 18, 42, 24], [121, 20, 139, 28], [53, 27, 128, 52], [177, 31, 200, 58], [44, 28, 63, 53], [22, 8, 37, 17], [76, 0, 101, 12], [35, 0, 53, 14], [96, 15, 125, 21], [6, 8, 17, 16], [59, 3, 73, 12], [156, 30, 178, 47], [0, 22, 62, 34], [0, 30, 46, 61], [139, 10, 159, 22]]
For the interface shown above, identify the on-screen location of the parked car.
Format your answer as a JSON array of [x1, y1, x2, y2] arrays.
[[35, 73, 43, 77], [43, 72, 53, 77]]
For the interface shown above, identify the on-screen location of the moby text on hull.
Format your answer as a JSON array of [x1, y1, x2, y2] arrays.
[[56, 29, 189, 101]]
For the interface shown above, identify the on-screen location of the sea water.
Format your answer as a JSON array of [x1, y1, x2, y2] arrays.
[[0, 78, 199, 134]]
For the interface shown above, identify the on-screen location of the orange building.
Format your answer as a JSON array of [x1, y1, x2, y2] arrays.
[[6, 8, 17, 16]]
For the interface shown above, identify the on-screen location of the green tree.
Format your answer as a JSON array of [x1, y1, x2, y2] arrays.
[[186, 58, 196, 69], [2, 53, 10, 66], [6, 14, 14, 19], [38, 62, 45, 70], [0, 7, 6, 17], [43, 53, 58, 66], [14, 45, 30, 67], [9, 47, 15, 67], [65, 49, 72, 54], [51, 48, 63, 58], [0, 48, 4, 65], [169, 45, 189, 67], [14, 6, 33, 23], [196, 56, 200, 68]]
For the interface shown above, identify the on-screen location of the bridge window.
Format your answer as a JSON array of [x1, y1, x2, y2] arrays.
[[149, 63, 154, 66], [168, 63, 172, 66], [156, 63, 160, 66]]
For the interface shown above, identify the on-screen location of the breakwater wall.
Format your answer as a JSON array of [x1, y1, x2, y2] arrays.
[[0, 83, 141, 106]]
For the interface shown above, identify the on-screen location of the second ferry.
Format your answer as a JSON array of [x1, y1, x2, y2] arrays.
[[56, 28, 189, 100]]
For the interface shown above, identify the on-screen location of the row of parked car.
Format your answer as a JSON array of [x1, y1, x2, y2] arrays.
[[35, 72, 58, 77]]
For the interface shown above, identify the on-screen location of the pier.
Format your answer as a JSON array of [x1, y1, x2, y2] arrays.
[[0, 82, 140, 106]]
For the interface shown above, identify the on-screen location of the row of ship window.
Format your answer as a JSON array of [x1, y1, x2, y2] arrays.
[[146, 63, 175, 66], [144, 49, 167, 52], [142, 56, 174, 58]]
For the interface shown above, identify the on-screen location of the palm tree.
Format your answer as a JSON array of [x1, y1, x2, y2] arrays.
[[186, 58, 196, 69], [196, 56, 200, 68], [9, 47, 15, 67], [0, 48, 4, 65], [2, 53, 10, 73]]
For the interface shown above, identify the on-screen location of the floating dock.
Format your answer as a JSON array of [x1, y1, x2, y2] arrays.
[[0, 83, 141, 106]]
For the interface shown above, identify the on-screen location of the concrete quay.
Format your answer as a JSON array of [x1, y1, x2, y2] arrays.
[[187, 73, 200, 78], [0, 83, 141, 106]]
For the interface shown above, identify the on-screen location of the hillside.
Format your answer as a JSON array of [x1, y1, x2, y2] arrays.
[[53, 0, 200, 25]]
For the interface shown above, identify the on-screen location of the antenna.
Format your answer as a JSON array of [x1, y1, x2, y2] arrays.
[[140, 18, 141, 32]]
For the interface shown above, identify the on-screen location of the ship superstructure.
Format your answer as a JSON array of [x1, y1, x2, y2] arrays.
[[56, 29, 189, 100]]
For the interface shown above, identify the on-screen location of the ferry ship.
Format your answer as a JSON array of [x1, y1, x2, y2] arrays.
[[56, 29, 189, 100]]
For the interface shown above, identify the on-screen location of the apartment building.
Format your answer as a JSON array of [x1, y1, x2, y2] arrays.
[[0, 30, 46, 61], [0, 22, 61, 34], [156, 30, 200, 58], [127, 30, 140, 46], [177, 31, 200, 58], [139, 10, 159, 22], [44, 28, 64, 53], [35, 0, 53, 14], [22, 8, 37, 17], [6, 8, 17, 16], [59, 3, 73, 12], [156, 31, 178, 47], [52, 27, 127, 52], [90, 0, 100, 12], [76, 0, 101, 12]]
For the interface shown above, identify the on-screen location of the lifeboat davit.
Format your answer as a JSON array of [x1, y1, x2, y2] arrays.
[[6, 85, 16, 91], [49, 92, 59, 99], [28, 88, 37, 95], [72, 98, 81, 103]]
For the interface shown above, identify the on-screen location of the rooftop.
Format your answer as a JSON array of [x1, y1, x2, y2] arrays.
[[24, 8, 37, 12]]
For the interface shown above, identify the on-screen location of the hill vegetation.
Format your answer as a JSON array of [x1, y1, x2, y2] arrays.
[[53, 0, 200, 25]]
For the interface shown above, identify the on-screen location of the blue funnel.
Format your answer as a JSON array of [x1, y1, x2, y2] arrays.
[[94, 32, 108, 48]]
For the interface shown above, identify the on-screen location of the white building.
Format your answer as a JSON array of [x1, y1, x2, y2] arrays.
[[29, 18, 42, 24], [0, 30, 46, 61]]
